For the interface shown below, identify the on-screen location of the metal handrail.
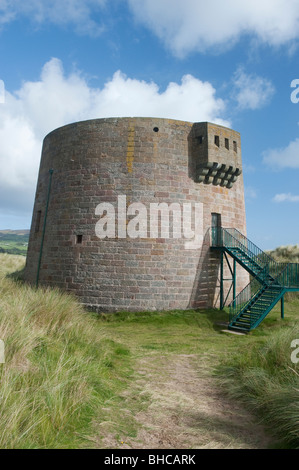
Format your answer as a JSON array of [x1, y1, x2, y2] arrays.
[[275, 262, 299, 288], [211, 228, 282, 284], [225, 228, 276, 265], [210, 227, 299, 327], [228, 262, 299, 325], [211, 227, 277, 270], [228, 276, 263, 324]]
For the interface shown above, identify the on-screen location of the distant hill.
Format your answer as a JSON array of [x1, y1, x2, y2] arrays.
[[0, 229, 30, 235], [0, 230, 30, 256]]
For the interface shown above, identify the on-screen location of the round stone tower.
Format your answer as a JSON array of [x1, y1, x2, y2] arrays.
[[24, 117, 247, 311]]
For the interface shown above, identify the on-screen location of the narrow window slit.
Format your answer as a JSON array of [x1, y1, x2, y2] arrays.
[[76, 234, 83, 244], [35, 210, 42, 233]]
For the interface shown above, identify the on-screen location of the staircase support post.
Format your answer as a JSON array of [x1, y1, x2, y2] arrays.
[[220, 251, 224, 310], [233, 258, 236, 307], [281, 295, 284, 320]]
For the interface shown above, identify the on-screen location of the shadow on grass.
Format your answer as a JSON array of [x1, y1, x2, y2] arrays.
[[6, 266, 25, 282], [96, 307, 230, 334], [182, 407, 279, 449]]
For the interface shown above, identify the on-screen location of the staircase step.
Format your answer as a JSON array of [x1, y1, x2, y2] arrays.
[[248, 304, 265, 309], [248, 309, 266, 315], [234, 324, 251, 330], [234, 320, 251, 327], [259, 295, 274, 299], [241, 314, 260, 320], [230, 323, 251, 331], [243, 309, 263, 315], [235, 315, 251, 321], [254, 302, 272, 307]]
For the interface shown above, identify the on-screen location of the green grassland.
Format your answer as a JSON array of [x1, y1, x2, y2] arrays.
[[0, 230, 29, 256], [0, 253, 298, 449]]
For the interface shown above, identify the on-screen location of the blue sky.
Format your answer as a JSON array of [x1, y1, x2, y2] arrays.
[[0, 0, 299, 250]]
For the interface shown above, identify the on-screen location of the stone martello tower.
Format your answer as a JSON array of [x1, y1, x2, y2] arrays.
[[24, 117, 247, 312]]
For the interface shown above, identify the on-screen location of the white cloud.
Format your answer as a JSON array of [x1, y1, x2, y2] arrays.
[[2, 1, 299, 53], [0, 58, 229, 218], [0, 0, 107, 35], [245, 186, 258, 200], [232, 68, 275, 110], [96, 71, 228, 125], [263, 138, 299, 169], [128, 0, 299, 57], [273, 193, 299, 203], [0, 79, 4, 103]]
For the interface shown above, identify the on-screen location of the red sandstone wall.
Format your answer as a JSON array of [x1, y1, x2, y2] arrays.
[[24, 118, 248, 312]]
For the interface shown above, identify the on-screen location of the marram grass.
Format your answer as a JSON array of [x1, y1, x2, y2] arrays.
[[218, 323, 299, 448], [266, 244, 299, 264], [0, 254, 131, 449]]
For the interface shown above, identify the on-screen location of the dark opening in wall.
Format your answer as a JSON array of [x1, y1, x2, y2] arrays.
[[198, 136, 204, 144], [225, 138, 229, 150], [76, 235, 83, 244], [214, 135, 220, 147], [233, 141, 237, 152], [211, 212, 222, 228], [211, 212, 222, 245], [35, 210, 42, 233], [153, 127, 159, 133]]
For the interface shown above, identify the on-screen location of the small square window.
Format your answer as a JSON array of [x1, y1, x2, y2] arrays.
[[76, 235, 83, 244], [225, 138, 229, 150], [198, 136, 204, 144], [233, 141, 237, 152], [214, 135, 220, 147]]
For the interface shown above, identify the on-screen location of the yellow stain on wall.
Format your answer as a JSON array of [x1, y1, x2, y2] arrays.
[[127, 122, 135, 173]]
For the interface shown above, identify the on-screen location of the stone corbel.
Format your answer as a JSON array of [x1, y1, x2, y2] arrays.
[[196, 162, 242, 189]]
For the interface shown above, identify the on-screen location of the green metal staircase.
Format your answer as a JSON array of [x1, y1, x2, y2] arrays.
[[211, 228, 299, 332]]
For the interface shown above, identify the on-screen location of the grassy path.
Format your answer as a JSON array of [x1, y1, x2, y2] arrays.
[[111, 354, 271, 449], [92, 310, 279, 449]]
